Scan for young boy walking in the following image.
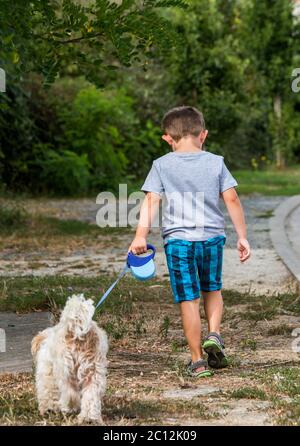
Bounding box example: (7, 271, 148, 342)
(129, 106, 251, 377)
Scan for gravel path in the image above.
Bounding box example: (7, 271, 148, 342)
(0, 196, 295, 294)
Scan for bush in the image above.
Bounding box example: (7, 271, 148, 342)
(0, 203, 28, 233)
(60, 86, 136, 191)
(37, 148, 91, 196)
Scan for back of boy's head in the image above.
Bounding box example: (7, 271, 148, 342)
(162, 106, 205, 142)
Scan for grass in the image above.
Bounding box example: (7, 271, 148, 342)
(240, 339, 257, 351)
(240, 309, 277, 322)
(0, 204, 28, 233)
(0, 204, 133, 237)
(104, 398, 212, 423)
(1, 190, 300, 426)
(233, 166, 300, 195)
(0, 275, 171, 313)
(1, 276, 299, 317)
(229, 387, 267, 400)
(223, 290, 300, 315)
(246, 366, 300, 426)
(0, 373, 213, 425)
(262, 367, 300, 398)
(267, 324, 292, 336)
(159, 316, 171, 339)
(1, 276, 300, 425)
(171, 339, 188, 353)
(256, 210, 274, 219)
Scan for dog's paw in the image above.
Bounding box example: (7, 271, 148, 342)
(77, 414, 104, 425)
(61, 408, 74, 415)
(39, 404, 60, 416)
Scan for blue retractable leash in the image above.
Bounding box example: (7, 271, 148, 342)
(95, 244, 156, 310)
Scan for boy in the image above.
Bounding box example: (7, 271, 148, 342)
(129, 106, 250, 378)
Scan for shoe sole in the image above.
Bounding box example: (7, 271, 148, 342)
(203, 340, 229, 369)
(187, 369, 214, 378)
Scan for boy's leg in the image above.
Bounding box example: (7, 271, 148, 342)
(202, 290, 223, 334)
(198, 236, 228, 368)
(202, 290, 228, 369)
(180, 299, 204, 369)
(164, 240, 212, 375)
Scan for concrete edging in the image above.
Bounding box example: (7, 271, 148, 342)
(269, 195, 300, 282)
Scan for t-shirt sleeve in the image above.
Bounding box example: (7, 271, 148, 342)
(141, 162, 164, 196)
(219, 159, 238, 193)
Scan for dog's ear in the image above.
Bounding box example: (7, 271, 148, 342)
(31, 331, 47, 358)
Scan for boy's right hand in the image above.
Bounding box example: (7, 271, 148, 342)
(128, 236, 147, 255)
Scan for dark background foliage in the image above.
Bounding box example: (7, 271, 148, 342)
(0, 0, 299, 196)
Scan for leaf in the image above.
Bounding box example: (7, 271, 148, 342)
(12, 51, 20, 64)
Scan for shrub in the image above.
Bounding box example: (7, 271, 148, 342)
(0, 203, 28, 233)
(37, 148, 91, 196)
(60, 86, 137, 191)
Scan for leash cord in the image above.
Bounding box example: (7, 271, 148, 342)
(95, 264, 130, 310)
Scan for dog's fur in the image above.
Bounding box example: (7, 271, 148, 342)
(31, 294, 108, 423)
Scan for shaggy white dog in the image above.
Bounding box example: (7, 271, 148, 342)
(31, 294, 108, 423)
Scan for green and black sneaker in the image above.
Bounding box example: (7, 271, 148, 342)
(186, 359, 214, 378)
(202, 332, 229, 369)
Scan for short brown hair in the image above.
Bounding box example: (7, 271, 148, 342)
(162, 106, 205, 142)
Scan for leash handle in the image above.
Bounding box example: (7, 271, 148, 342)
(127, 244, 156, 267)
(95, 264, 129, 310)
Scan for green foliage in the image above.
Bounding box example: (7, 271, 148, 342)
(0, 75, 166, 195)
(169, 0, 250, 163)
(162, 0, 300, 166)
(0, 0, 186, 87)
(60, 86, 132, 190)
(0, 81, 38, 190)
(0, 0, 300, 195)
(233, 167, 300, 196)
(240, 0, 299, 166)
(37, 148, 91, 195)
(230, 387, 267, 400)
(0, 204, 28, 233)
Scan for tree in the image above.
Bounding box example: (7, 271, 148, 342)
(169, 0, 252, 165)
(0, 0, 186, 87)
(242, 0, 300, 167)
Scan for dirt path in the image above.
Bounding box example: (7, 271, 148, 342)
(0, 196, 299, 426)
(1, 279, 300, 426)
(0, 196, 296, 294)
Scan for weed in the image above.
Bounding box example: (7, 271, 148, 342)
(159, 316, 171, 339)
(267, 324, 292, 336)
(171, 339, 187, 353)
(229, 387, 267, 400)
(240, 339, 257, 351)
(0, 204, 28, 233)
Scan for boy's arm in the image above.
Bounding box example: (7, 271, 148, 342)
(221, 188, 251, 262)
(128, 192, 161, 255)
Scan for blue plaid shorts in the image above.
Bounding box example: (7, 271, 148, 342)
(164, 236, 226, 303)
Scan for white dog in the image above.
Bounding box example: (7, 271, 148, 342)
(31, 294, 108, 423)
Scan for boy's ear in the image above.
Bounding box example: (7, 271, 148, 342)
(162, 134, 174, 146)
(200, 130, 208, 145)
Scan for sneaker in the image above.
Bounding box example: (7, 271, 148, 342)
(202, 332, 229, 369)
(186, 359, 214, 378)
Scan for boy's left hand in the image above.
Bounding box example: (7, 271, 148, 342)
(237, 238, 251, 262)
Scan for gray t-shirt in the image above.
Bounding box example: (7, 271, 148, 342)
(141, 150, 238, 242)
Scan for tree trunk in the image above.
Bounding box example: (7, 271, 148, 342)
(273, 94, 285, 168)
